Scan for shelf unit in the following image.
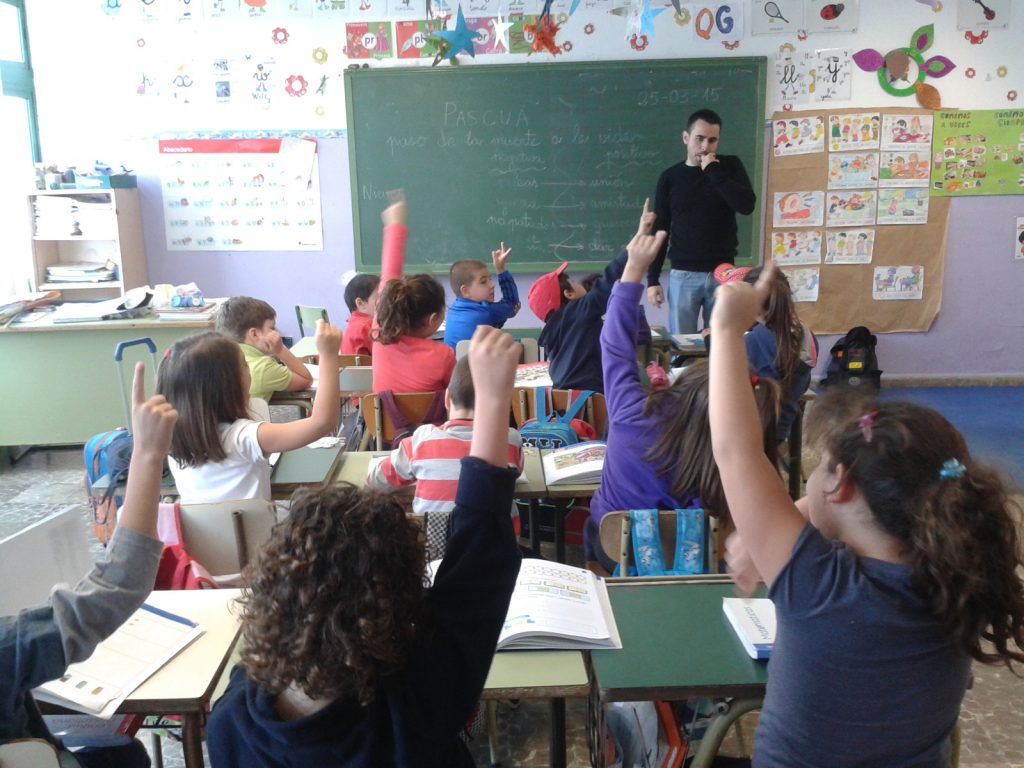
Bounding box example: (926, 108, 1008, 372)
(28, 188, 147, 302)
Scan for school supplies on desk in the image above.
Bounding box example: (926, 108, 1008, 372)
(671, 333, 707, 350)
(722, 597, 776, 660)
(541, 441, 606, 485)
(270, 440, 346, 489)
(34, 603, 204, 718)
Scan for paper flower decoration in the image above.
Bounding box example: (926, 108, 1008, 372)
(853, 24, 955, 108)
(432, 7, 476, 59)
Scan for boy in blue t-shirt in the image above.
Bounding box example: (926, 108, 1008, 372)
(443, 243, 520, 349)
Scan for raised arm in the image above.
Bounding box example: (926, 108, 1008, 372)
(257, 320, 342, 454)
(380, 197, 408, 284)
(709, 262, 804, 587)
(490, 242, 520, 322)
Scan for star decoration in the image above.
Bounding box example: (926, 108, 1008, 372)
(433, 6, 476, 59)
(491, 12, 513, 53)
(525, 14, 561, 55)
(638, 0, 664, 39)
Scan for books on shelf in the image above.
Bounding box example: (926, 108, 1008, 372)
(498, 559, 621, 650)
(46, 260, 117, 284)
(514, 362, 552, 388)
(541, 440, 606, 485)
(34, 603, 204, 718)
(722, 597, 776, 660)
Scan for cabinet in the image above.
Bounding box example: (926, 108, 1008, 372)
(28, 188, 147, 301)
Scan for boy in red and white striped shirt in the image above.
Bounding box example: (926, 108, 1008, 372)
(367, 355, 523, 535)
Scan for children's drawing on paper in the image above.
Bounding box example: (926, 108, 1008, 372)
(873, 266, 924, 300)
(877, 188, 929, 225)
(878, 151, 930, 187)
(781, 267, 820, 302)
(826, 189, 877, 227)
(389, 0, 422, 17)
(825, 228, 874, 264)
(772, 116, 825, 156)
(1016, 217, 1024, 260)
(880, 114, 933, 151)
(771, 230, 822, 265)
(772, 191, 824, 228)
(314, 0, 352, 15)
(827, 152, 879, 189)
(828, 112, 880, 152)
(248, 57, 275, 107)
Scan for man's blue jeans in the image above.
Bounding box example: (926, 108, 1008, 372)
(668, 269, 718, 334)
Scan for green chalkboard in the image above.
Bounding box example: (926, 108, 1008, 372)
(345, 58, 766, 273)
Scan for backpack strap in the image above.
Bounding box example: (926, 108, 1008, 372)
(629, 509, 668, 576)
(423, 390, 447, 425)
(559, 389, 594, 424)
(670, 508, 706, 575)
(533, 387, 551, 422)
(378, 390, 413, 433)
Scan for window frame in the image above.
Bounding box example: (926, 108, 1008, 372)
(0, 0, 41, 162)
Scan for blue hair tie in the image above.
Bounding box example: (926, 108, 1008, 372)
(939, 458, 966, 480)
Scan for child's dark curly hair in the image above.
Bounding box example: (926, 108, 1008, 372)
(237, 483, 428, 704)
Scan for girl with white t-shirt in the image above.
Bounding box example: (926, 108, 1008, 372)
(158, 321, 341, 503)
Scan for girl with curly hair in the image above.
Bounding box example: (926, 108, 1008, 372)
(710, 263, 1024, 767)
(207, 326, 524, 767)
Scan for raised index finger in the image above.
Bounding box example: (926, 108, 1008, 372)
(753, 261, 779, 299)
(132, 361, 146, 407)
(642, 197, 650, 217)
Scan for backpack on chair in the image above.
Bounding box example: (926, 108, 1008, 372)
(821, 325, 882, 391)
(519, 388, 596, 449)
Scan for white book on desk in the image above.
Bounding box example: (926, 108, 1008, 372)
(542, 441, 605, 485)
(723, 597, 776, 660)
(34, 603, 204, 719)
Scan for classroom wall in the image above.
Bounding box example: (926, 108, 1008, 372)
(21, 0, 1024, 378)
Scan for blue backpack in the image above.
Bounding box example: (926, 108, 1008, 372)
(518, 388, 594, 449)
(624, 507, 707, 577)
(84, 429, 134, 544)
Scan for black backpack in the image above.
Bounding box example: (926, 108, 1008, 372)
(821, 326, 882, 390)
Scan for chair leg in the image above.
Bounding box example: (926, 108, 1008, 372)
(150, 729, 164, 768)
(486, 700, 501, 766)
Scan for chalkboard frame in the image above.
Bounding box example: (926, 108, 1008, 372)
(346, 58, 766, 275)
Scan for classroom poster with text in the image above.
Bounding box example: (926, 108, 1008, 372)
(930, 110, 1024, 196)
(158, 139, 324, 251)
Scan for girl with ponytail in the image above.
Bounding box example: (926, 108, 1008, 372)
(709, 262, 1024, 768)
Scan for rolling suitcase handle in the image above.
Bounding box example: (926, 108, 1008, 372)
(113, 337, 160, 433)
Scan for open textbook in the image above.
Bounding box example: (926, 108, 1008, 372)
(34, 604, 204, 718)
(722, 597, 776, 660)
(542, 441, 606, 485)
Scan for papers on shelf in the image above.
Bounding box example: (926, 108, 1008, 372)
(46, 260, 117, 283)
(722, 597, 776, 660)
(34, 603, 204, 718)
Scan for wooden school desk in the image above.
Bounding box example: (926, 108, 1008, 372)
(589, 576, 768, 768)
(0, 316, 211, 447)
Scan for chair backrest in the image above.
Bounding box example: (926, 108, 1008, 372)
(0, 507, 94, 615)
(0, 739, 61, 768)
(456, 334, 537, 363)
(598, 510, 719, 575)
(176, 498, 278, 579)
(339, 365, 374, 395)
(295, 305, 329, 337)
(360, 392, 448, 450)
(339, 353, 370, 367)
(454, 339, 471, 360)
(511, 388, 608, 436)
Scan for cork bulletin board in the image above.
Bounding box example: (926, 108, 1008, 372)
(766, 107, 951, 335)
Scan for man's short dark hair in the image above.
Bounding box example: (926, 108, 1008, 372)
(216, 296, 276, 342)
(447, 355, 474, 411)
(686, 109, 723, 133)
(344, 274, 381, 312)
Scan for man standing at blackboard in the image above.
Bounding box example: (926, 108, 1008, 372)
(647, 109, 756, 333)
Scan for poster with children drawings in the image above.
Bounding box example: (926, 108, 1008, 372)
(158, 138, 324, 251)
(878, 151, 930, 187)
(773, 191, 824, 228)
(880, 114, 933, 152)
(781, 267, 820, 302)
(873, 266, 924, 300)
(828, 112, 880, 152)
(827, 152, 879, 189)
(770, 230, 822, 265)
(877, 188, 929, 225)
(771, 116, 825, 157)
(825, 228, 874, 264)
(826, 189, 876, 227)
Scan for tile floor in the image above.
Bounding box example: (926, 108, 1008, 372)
(2, 444, 1023, 768)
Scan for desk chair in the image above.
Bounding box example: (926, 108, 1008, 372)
(175, 499, 278, 585)
(339, 353, 370, 367)
(785, 390, 817, 500)
(295, 305, 329, 337)
(359, 392, 447, 451)
(455, 334, 539, 364)
(0, 739, 60, 767)
(598, 510, 719, 576)
(511, 388, 608, 437)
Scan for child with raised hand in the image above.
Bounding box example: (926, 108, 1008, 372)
(207, 326, 523, 767)
(372, 195, 457, 394)
(584, 208, 778, 574)
(1, 364, 177, 768)
(159, 319, 341, 504)
(709, 263, 1024, 767)
(443, 241, 520, 350)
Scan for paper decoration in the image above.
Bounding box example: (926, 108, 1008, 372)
(782, 267, 820, 302)
(433, 6, 477, 57)
(637, 0, 664, 39)
(686, 2, 744, 42)
(957, 0, 1010, 30)
(873, 266, 924, 300)
(880, 114, 933, 151)
(826, 189, 877, 226)
(396, 19, 448, 57)
(313, 0, 352, 17)
(805, 0, 858, 34)
(827, 152, 879, 189)
(825, 228, 875, 264)
(1016, 217, 1024, 260)
(877, 188, 929, 225)
(390, 0, 426, 17)
(772, 51, 852, 108)
(828, 112, 880, 152)
(878, 151, 930, 187)
(813, 49, 853, 102)
(751, 0, 802, 35)
(770, 229, 822, 265)
(772, 191, 825, 228)
(158, 138, 323, 251)
(346, 22, 395, 58)
(853, 24, 955, 109)
(490, 12, 513, 51)
(772, 116, 825, 156)
(931, 110, 1024, 196)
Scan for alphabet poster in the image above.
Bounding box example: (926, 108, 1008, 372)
(686, 3, 744, 42)
(158, 139, 324, 251)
